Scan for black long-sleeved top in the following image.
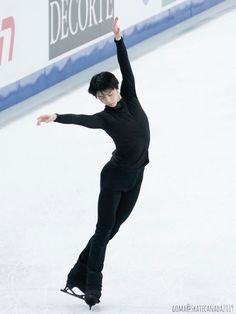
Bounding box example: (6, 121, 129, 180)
(55, 38, 150, 170)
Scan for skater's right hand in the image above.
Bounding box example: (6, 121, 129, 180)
(36, 113, 57, 126)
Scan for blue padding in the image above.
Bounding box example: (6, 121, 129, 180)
(192, 0, 225, 15)
(0, 0, 225, 112)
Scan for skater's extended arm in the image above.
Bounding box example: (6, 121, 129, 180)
(112, 17, 137, 100)
(37, 113, 104, 129)
(54, 113, 104, 129)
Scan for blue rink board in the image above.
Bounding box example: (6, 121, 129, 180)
(0, 0, 224, 112)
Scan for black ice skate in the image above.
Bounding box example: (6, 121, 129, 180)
(61, 287, 101, 310)
(84, 290, 101, 310)
(66, 264, 86, 293)
(66, 275, 86, 293)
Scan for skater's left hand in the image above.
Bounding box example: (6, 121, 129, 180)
(36, 113, 57, 125)
(112, 17, 121, 41)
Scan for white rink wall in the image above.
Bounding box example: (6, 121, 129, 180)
(0, 0, 226, 111)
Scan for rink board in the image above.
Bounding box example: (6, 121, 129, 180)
(0, 0, 226, 111)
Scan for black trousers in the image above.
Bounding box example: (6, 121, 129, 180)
(70, 161, 145, 292)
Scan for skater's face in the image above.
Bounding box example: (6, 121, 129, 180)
(96, 89, 121, 107)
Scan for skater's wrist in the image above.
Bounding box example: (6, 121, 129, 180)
(52, 113, 58, 122)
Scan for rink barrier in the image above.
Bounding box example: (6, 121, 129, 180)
(0, 0, 225, 112)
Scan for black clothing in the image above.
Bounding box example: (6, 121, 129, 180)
(55, 38, 150, 297)
(55, 38, 150, 170)
(68, 161, 145, 292)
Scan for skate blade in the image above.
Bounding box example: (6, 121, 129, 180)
(60, 287, 85, 300)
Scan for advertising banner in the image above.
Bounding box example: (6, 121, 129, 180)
(49, 0, 114, 59)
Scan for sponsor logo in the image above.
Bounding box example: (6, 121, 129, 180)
(49, 0, 114, 60)
(0, 16, 15, 65)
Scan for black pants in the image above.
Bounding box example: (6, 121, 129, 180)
(70, 161, 145, 292)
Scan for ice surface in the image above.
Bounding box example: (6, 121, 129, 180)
(1, 5, 236, 314)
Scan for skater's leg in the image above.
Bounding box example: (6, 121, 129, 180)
(67, 166, 144, 293)
(66, 162, 121, 292)
(68, 172, 138, 277)
(77, 236, 94, 265)
(110, 167, 144, 239)
(86, 188, 122, 292)
(66, 236, 94, 292)
(85, 168, 144, 306)
(67, 188, 124, 292)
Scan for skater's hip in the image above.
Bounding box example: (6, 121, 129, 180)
(100, 161, 145, 192)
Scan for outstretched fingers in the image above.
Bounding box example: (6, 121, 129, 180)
(112, 17, 121, 40)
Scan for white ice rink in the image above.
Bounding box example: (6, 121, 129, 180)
(1, 4, 236, 314)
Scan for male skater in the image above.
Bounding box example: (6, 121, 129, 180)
(37, 17, 150, 309)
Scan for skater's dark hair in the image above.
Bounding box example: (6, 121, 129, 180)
(88, 72, 119, 97)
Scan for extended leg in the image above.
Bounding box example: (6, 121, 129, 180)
(84, 188, 122, 307)
(66, 236, 94, 292)
(86, 189, 122, 290)
(66, 188, 121, 292)
(110, 168, 144, 239)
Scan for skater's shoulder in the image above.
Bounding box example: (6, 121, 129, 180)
(94, 110, 107, 118)
(94, 109, 112, 119)
(92, 110, 110, 127)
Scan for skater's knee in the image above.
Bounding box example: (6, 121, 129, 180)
(94, 225, 113, 242)
(109, 225, 120, 240)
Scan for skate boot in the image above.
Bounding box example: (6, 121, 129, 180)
(85, 271, 102, 309)
(85, 289, 101, 310)
(66, 263, 87, 293)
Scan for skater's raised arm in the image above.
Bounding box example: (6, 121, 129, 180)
(112, 17, 137, 100)
(37, 113, 104, 129)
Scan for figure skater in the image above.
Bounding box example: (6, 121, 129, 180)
(37, 17, 150, 309)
